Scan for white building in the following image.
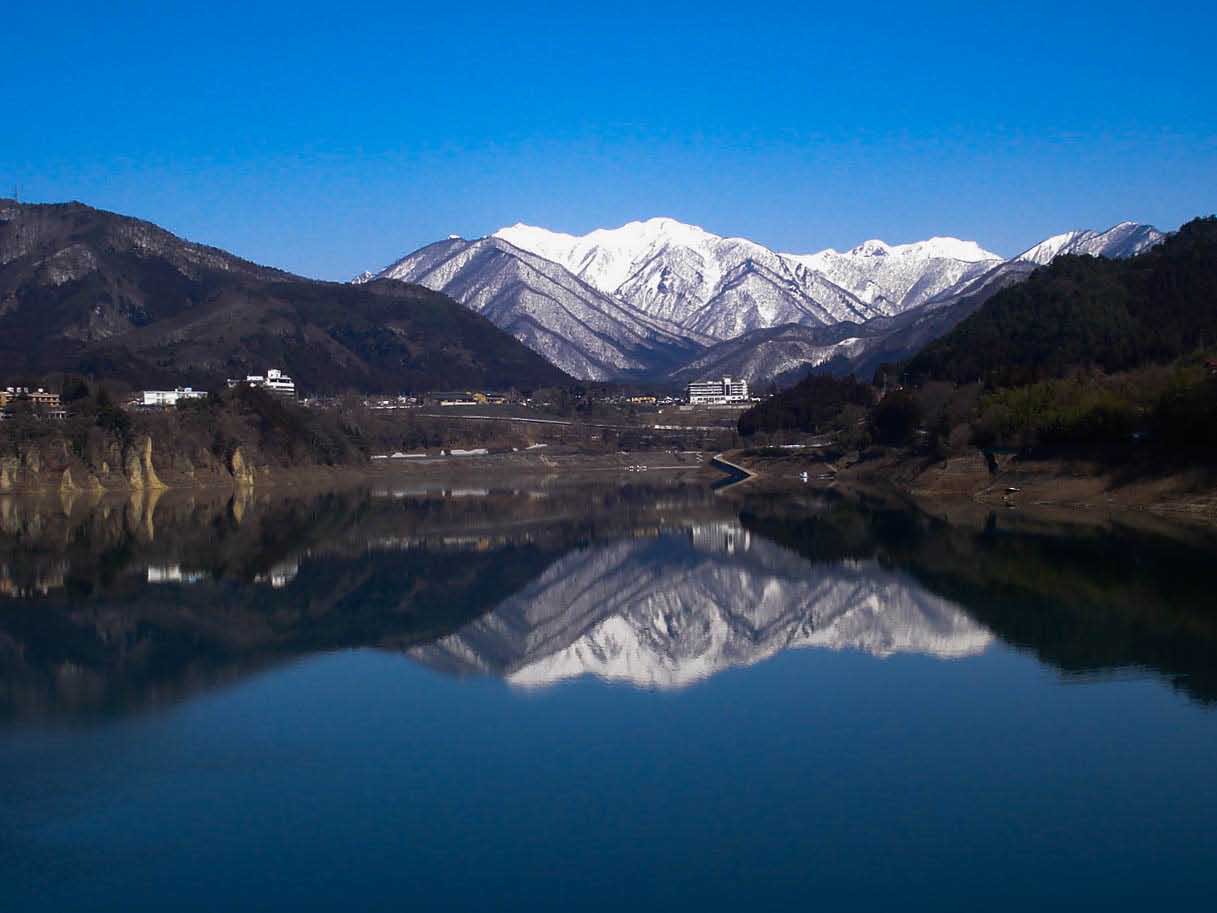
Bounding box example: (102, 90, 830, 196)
(687, 376, 750, 405)
(228, 368, 297, 398)
(142, 387, 207, 407)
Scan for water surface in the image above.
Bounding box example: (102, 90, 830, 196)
(2, 482, 1215, 910)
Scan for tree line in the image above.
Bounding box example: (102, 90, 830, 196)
(738, 216, 1217, 455)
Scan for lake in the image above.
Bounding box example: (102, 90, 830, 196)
(2, 481, 1216, 911)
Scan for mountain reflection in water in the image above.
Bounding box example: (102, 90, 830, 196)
(412, 527, 990, 689)
(2, 481, 1217, 720)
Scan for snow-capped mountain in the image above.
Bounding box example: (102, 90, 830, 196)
(783, 236, 1002, 314)
(361, 217, 1163, 382)
(1015, 221, 1165, 265)
(367, 235, 706, 379)
(660, 219, 1163, 385)
(495, 218, 999, 336)
(408, 523, 992, 689)
(667, 323, 870, 387)
(496, 218, 881, 339)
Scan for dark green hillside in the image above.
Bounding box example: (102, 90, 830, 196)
(0, 199, 569, 392)
(738, 216, 1217, 454)
(737, 373, 874, 438)
(905, 216, 1217, 386)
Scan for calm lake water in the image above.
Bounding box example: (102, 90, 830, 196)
(2, 481, 1216, 911)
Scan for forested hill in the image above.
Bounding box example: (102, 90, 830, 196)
(0, 199, 570, 393)
(904, 216, 1217, 386)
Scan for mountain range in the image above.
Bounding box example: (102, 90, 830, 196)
(362, 217, 1165, 382)
(0, 196, 1167, 392)
(366, 234, 706, 380)
(0, 200, 569, 392)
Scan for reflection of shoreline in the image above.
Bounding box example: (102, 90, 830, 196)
(3, 484, 1217, 721)
(0, 483, 732, 721)
(0, 560, 69, 598)
(0, 482, 728, 595)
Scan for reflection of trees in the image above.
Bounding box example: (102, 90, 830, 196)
(740, 492, 1217, 704)
(6, 481, 1216, 720)
(0, 484, 724, 720)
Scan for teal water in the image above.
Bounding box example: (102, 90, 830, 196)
(1, 483, 1215, 910)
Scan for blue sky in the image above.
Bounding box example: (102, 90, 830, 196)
(5, 0, 1214, 279)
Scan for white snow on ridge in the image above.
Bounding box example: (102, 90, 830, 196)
(1016, 221, 1165, 265)
(496, 218, 1006, 331)
(360, 216, 1163, 381)
(785, 235, 1003, 314)
(368, 235, 702, 379)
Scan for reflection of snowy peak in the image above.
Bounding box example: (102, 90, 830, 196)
(409, 524, 992, 689)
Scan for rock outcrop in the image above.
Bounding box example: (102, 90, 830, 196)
(0, 457, 19, 492)
(124, 436, 167, 491)
(230, 447, 256, 487)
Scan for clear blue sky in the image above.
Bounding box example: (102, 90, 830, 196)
(5, 0, 1215, 279)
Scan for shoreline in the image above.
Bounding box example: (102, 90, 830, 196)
(722, 446, 1217, 526)
(708, 453, 757, 490)
(0, 448, 722, 497)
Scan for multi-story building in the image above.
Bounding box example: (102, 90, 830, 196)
(686, 376, 750, 405)
(141, 387, 208, 407)
(0, 386, 61, 410)
(227, 368, 297, 398)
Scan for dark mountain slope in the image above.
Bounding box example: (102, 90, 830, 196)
(905, 216, 1217, 386)
(0, 200, 569, 392)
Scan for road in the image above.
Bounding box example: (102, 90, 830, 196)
(414, 413, 727, 433)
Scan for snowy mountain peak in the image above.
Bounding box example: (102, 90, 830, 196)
(1015, 221, 1163, 265)
(849, 239, 892, 257)
(892, 236, 1002, 262)
(360, 215, 1164, 381)
(820, 236, 999, 263)
(496, 216, 721, 252)
(493, 217, 796, 329)
(364, 233, 703, 379)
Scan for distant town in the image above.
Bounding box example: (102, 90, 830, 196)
(1, 370, 757, 420)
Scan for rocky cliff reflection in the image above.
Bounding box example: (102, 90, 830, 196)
(2, 482, 1217, 720)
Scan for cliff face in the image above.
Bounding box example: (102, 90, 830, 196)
(0, 430, 257, 493)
